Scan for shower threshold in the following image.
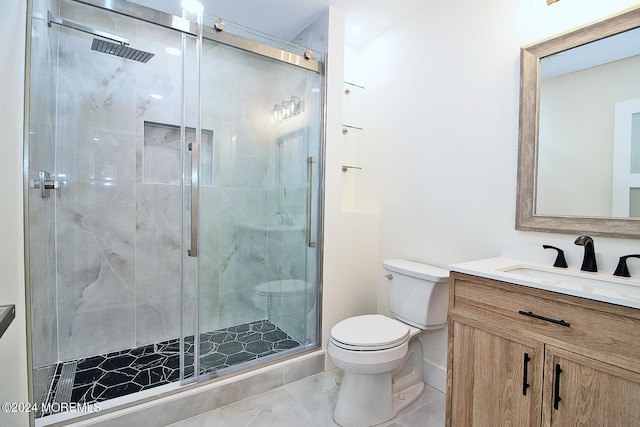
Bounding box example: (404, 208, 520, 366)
(34, 319, 300, 418)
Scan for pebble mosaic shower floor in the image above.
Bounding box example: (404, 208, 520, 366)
(34, 319, 300, 418)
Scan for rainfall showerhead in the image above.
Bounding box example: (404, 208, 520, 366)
(91, 39, 155, 63)
(47, 12, 154, 63)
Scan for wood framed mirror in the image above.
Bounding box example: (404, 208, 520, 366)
(516, 6, 640, 238)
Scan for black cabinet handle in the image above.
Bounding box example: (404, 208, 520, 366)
(553, 363, 563, 410)
(518, 310, 570, 327)
(522, 353, 531, 396)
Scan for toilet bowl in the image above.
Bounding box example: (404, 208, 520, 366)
(327, 315, 424, 427)
(252, 279, 315, 314)
(327, 260, 449, 427)
(251, 279, 316, 344)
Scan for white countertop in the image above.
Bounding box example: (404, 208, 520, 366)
(449, 257, 640, 310)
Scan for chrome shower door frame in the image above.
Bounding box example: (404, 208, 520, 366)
(23, 0, 325, 423)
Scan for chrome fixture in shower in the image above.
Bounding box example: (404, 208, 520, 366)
(47, 11, 154, 63)
(90, 38, 154, 63)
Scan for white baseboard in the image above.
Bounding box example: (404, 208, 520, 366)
(423, 359, 446, 393)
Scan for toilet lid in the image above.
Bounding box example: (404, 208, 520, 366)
(330, 314, 410, 351)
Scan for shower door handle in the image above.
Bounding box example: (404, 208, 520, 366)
(307, 156, 317, 248)
(188, 142, 199, 257)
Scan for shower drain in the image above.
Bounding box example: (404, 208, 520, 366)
(33, 361, 77, 417)
(53, 361, 77, 405)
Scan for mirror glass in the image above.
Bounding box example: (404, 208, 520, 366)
(516, 7, 640, 238)
(536, 27, 640, 218)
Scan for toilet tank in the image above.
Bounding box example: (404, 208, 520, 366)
(383, 259, 450, 330)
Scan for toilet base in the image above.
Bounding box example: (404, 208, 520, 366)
(332, 337, 425, 427)
(333, 371, 392, 427)
(393, 381, 424, 415)
(333, 372, 424, 427)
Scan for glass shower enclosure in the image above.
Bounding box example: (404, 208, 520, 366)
(25, 0, 323, 421)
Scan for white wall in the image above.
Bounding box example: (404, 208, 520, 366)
(320, 7, 381, 353)
(348, 0, 640, 386)
(0, 1, 30, 426)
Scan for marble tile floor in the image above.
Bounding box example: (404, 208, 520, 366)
(169, 369, 446, 427)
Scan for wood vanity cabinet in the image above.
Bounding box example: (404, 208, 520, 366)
(445, 272, 640, 427)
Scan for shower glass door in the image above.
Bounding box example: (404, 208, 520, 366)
(27, 0, 199, 415)
(183, 31, 323, 381)
(26, 0, 323, 416)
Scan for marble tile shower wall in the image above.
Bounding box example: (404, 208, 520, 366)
(51, 1, 188, 362)
(29, 0, 313, 364)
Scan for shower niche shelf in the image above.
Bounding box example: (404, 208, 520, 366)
(342, 124, 363, 134)
(342, 82, 365, 174)
(341, 81, 377, 212)
(342, 81, 365, 142)
(341, 125, 364, 174)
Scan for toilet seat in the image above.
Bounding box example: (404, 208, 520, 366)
(254, 279, 312, 297)
(330, 314, 410, 351)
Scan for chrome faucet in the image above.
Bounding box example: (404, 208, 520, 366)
(574, 235, 597, 272)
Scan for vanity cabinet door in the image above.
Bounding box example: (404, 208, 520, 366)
(448, 318, 544, 427)
(543, 346, 640, 427)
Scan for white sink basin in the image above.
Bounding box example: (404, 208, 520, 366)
(449, 257, 640, 309)
(500, 264, 640, 299)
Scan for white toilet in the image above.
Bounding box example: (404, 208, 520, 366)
(327, 259, 449, 427)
